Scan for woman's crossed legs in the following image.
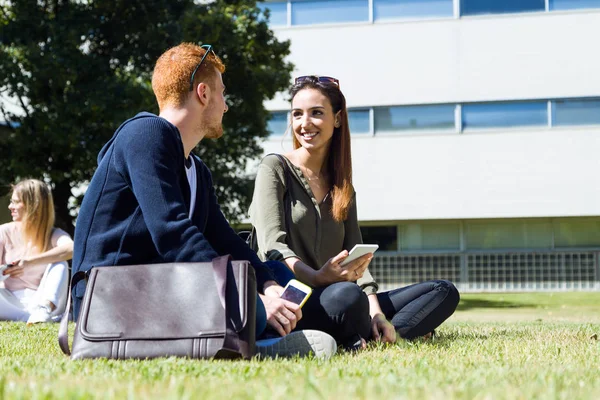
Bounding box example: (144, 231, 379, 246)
(264, 261, 460, 347)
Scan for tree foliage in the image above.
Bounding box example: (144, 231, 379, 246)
(0, 0, 292, 233)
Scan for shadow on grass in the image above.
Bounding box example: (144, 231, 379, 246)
(457, 298, 533, 311)
(410, 326, 538, 347)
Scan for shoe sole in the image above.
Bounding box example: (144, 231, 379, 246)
(26, 316, 50, 326)
(256, 330, 337, 360)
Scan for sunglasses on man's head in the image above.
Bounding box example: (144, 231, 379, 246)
(189, 44, 216, 92)
(294, 75, 340, 88)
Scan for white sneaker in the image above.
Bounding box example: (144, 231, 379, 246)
(26, 301, 54, 325)
(256, 330, 337, 360)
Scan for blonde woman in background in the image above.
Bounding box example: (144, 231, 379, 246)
(0, 179, 73, 324)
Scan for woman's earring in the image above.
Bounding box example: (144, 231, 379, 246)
(335, 120, 340, 128)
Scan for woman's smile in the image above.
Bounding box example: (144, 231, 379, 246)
(301, 131, 319, 140)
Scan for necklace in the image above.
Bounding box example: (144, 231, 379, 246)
(301, 165, 321, 181)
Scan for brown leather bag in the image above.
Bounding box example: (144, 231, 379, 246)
(58, 255, 256, 360)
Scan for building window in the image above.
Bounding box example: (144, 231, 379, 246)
(348, 109, 371, 135)
(399, 222, 460, 251)
(552, 99, 600, 126)
(360, 226, 398, 251)
(553, 219, 600, 248)
(374, 104, 455, 134)
(465, 220, 553, 250)
(462, 101, 547, 130)
(373, 0, 453, 20)
(460, 0, 545, 16)
(291, 0, 369, 25)
(259, 2, 288, 26)
(549, 0, 600, 10)
(267, 111, 289, 136)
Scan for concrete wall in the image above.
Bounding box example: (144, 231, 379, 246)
(260, 125, 600, 221)
(266, 11, 600, 109)
(259, 10, 600, 222)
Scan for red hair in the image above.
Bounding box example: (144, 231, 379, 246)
(152, 43, 225, 110)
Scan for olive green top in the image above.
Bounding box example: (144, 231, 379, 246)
(249, 154, 378, 295)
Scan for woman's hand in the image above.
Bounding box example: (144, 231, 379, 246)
(315, 251, 373, 286)
(371, 313, 396, 344)
(3, 260, 25, 278)
(260, 283, 302, 337)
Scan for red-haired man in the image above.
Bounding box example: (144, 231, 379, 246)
(72, 43, 336, 359)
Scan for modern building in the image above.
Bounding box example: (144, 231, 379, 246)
(257, 0, 600, 291)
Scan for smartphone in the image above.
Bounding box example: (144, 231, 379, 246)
(280, 279, 312, 308)
(339, 244, 379, 267)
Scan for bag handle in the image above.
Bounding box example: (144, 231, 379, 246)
(212, 255, 248, 357)
(58, 270, 88, 356)
(271, 153, 292, 190)
(247, 153, 292, 250)
(58, 256, 245, 357)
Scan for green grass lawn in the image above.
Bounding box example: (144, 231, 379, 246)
(1, 292, 599, 399)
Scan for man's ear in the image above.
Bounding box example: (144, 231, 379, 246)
(195, 82, 210, 106)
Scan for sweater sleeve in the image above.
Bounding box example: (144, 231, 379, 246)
(200, 162, 276, 292)
(343, 194, 379, 295)
(250, 155, 300, 262)
(112, 118, 220, 262)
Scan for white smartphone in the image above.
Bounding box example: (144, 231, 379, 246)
(280, 279, 313, 308)
(339, 244, 379, 267)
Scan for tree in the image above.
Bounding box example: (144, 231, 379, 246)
(0, 0, 292, 234)
(181, 0, 293, 223)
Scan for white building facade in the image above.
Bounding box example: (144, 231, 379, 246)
(258, 0, 600, 291)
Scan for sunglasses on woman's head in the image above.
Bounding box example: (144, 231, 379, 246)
(294, 75, 340, 88)
(189, 44, 216, 92)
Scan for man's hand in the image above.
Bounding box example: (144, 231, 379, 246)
(260, 283, 302, 336)
(371, 313, 396, 344)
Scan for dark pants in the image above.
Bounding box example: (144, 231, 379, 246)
(264, 261, 460, 348)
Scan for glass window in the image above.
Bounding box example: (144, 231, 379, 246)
(360, 226, 398, 251)
(259, 2, 288, 26)
(374, 104, 455, 133)
(374, 0, 453, 20)
(348, 109, 371, 135)
(399, 222, 460, 251)
(291, 0, 369, 25)
(462, 101, 547, 130)
(553, 219, 600, 248)
(461, 0, 545, 15)
(552, 99, 600, 126)
(267, 111, 289, 136)
(550, 0, 600, 10)
(465, 220, 553, 249)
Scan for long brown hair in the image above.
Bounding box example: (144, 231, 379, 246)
(290, 77, 353, 222)
(12, 179, 55, 255)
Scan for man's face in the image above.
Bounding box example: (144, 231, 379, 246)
(202, 70, 228, 139)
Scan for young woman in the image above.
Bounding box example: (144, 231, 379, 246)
(0, 179, 73, 324)
(250, 76, 460, 349)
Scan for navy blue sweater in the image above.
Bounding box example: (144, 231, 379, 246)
(72, 112, 274, 317)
